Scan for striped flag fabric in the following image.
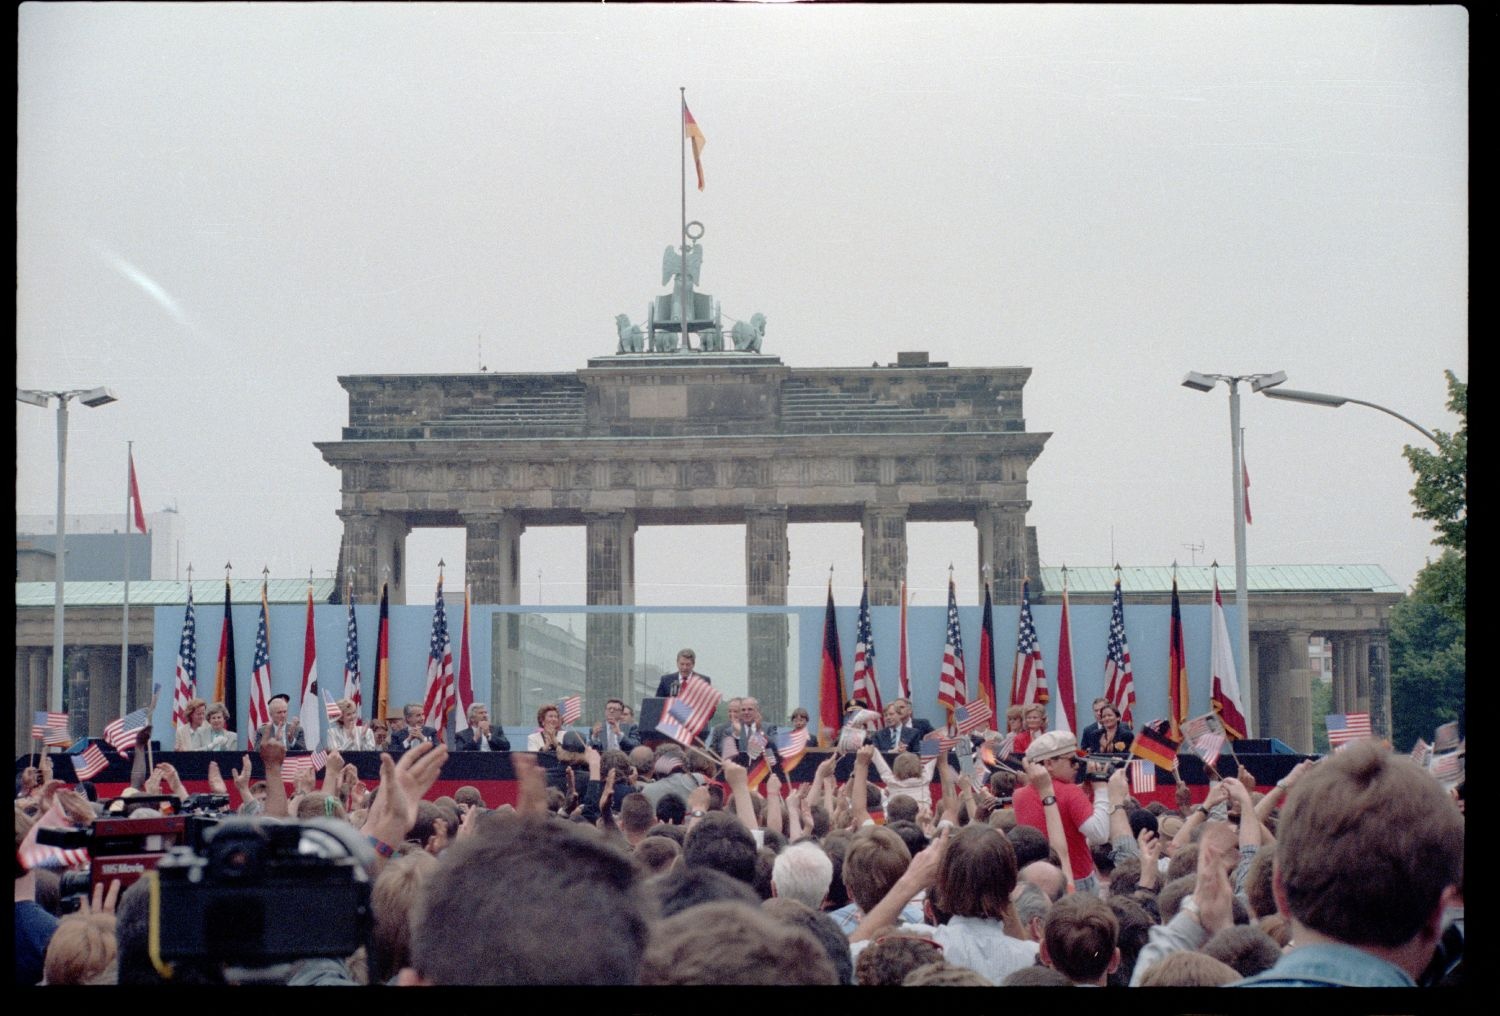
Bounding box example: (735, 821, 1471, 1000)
(172, 588, 197, 728)
(1193, 732, 1226, 768)
(73, 743, 110, 781)
(850, 582, 883, 713)
(977, 582, 998, 719)
(420, 574, 456, 733)
(1167, 577, 1189, 740)
(342, 586, 362, 718)
(455, 585, 475, 736)
(19, 842, 90, 872)
(298, 586, 322, 750)
(1054, 583, 1077, 736)
(1129, 759, 1157, 795)
(918, 730, 943, 761)
(1433, 721, 1460, 752)
(937, 575, 967, 717)
(559, 695, 583, 725)
(1103, 578, 1136, 726)
(837, 726, 866, 754)
(746, 730, 769, 761)
(818, 578, 846, 746)
(215, 577, 238, 731)
(1325, 713, 1372, 748)
(248, 584, 274, 733)
(898, 579, 911, 700)
(1430, 750, 1463, 784)
(33, 711, 71, 747)
(1009, 578, 1047, 707)
(683, 101, 707, 191)
(324, 691, 342, 722)
(656, 699, 700, 749)
(1209, 578, 1247, 739)
(954, 700, 993, 737)
(104, 706, 151, 756)
(1410, 738, 1433, 768)
(673, 675, 722, 741)
(279, 750, 330, 784)
(770, 727, 809, 770)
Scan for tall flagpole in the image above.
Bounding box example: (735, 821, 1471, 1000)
(120, 441, 132, 716)
(679, 87, 688, 354)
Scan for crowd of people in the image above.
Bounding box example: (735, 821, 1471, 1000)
(14, 653, 1465, 988)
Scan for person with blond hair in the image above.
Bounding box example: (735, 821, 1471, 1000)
(326, 697, 376, 751)
(42, 911, 118, 985)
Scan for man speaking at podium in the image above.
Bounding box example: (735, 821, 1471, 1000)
(654, 648, 711, 698)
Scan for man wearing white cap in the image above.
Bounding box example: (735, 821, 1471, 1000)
(1012, 730, 1113, 893)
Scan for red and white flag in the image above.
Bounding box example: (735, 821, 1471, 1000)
(559, 695, 582, 725)
(1054, 584, 1077, 736)
(898, 579, 912, 700)
(298, 587, 323, 748)
(1128, 759, 1157, 795)
(1209, 578, 1247, 739)
(128, 448, 148, 534)
(455, 585, 475, 735)
(683, 101, 707, 191)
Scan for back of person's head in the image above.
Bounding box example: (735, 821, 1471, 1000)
(752, 845, 776, 900)
(855, 931, 946, 985)
(682, 811, 758, 884)
(989, 808, 1017, 833)
(115, 878, 222, 985)
(1006, 824, 1052, 869)
(1041, 893, 1119, 984)
(1136, 950, 1240, 987)
(620, 792, 655, 836)
(886, 793, 920, 824)
(641, 901, 837, 985)
(646, 821, 686, 845)
(1106, 895, 1155, 987)
(989, 768, 1019, 798)
(892, 752, 923, 780)
(1202, 924, 1282, 978)
(655, 794, 687, 826)
(1255, 912, 1293, 948)
(370, 850, 438, 984)
(1277, 744, 1463, 950)
(885, 819, 929, 859)
(760, 897, 853, 985)
(1020, 859, 1067, 902)
(1012, 882, 1050, 938)
(1245, 844, 1276, 921)
(902, 960, 994, 986)
(770, 840, 833, 910)
(1001, 964, 1075, 987)
(842, 826, 912, 915)
(634, 836, 682, 876)
(1128, 806, 1159, 839)
(648, 864, 759, 919)
(294, 792, 347, 822)
(1109, 856, 1143, 897)
(453, 786, 485, 809)
(1158, 875, 1196, 923)
(1165, 844, 1199, 883)
(808, 803, 831, 839)
(934, 824, 1017, 921)
(820, 832, 851, 909)
(408, 814, 648, 984)
(43, 912, 117, 985)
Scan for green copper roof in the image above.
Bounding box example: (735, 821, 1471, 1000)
(14, 578, 338, 608)
(1038, 564, 1402, 595)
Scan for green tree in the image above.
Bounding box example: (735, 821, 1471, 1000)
(1389, 371, 1465, 749)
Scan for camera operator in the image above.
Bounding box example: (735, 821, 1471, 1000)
(1012, 731, 1125, 894)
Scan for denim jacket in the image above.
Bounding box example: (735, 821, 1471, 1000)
(1236, 942, 1416, 988)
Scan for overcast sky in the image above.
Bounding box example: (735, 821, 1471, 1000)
(17, 4, 1467, 608)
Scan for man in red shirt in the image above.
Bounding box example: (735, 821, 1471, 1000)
(1011, 730, 1111, 893)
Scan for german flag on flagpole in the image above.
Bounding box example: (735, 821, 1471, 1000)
(374, 582, 391, 724)
(977, 581, 997, 721)
(818, 576, 846, 747)
(1168, 575, 1189, 741)
(214, 572, 238, 731)
(683, 102, 706, 191)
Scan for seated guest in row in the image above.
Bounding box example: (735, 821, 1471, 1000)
(1081, 703, 1133, 755)
(253, 693, 305, 750)
(174, 700, 238, 751)
(327, 698, 377, 751)
(590, 698, 639, 753)
(456, 703, 510, 752)
(391, 703, 439, 751)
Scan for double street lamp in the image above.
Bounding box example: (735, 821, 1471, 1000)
(1257, 386, 1441, 447)
(1180, 370, 1286, 739)
(17, 386, 120, 713)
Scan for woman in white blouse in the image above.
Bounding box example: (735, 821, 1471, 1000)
(526, 704, 564, 753)
(326, 697, 376, 751)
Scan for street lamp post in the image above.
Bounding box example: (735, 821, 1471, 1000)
(1257, 387, 1441, 446)
(1181, 370, 1285, 739)
(17, 386, 120, 714)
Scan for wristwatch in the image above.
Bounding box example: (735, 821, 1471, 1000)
(1105, 803, 1120, 815)
(689, 809, 706, 819)
(1041, 795, 1057, 807)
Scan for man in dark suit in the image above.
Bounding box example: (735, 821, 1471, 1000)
(454, 703, 510, 752)
(707, 696, 745, 760)
(711, 697, 771, 766)
(654, 648, 712, 698)
(880, 697, 933, 753)
(1078, 698, 1110, 752)
(873, 701, 922, 753)
(253, 693, 306, 750)
(391, 702, 442, 751)
(589, 698, 640, 753)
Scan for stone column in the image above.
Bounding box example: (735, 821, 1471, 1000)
(464, 510, 525, 605)
(1328, 637, 1345, 713)
(375, 514, 414, 605)
(15, 650, 30, 761)
(1354, 633, 1372, 717)
(337, 510, 382, 603)
(1282, 630, 1313, 754)
(585, 512, 636, 712)
(976, 502, 1029, 604)
(29, 650, 52, 737)
(861, 505, 908, 607)
(67, 650, 92, 739)
(90, 649, 122, 738)
(1367, 634, 1391, 740)
(746, 507, 790, 720)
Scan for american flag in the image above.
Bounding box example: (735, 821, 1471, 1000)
(990, 732, 1017, 761)
(657, 699, 699, 748)
(343, 590, 362, 717)
(1182, 713, 1220, 744)
(1430, 750, 1463, 783)
(850, 582, 883, 713)
(73, 743, 110, 781)
(19, 842, 90, 872)
(1129, 759, 1157, 795)
(104, 706, 151, 756)
(671, 675, 722, 742)
(837, 726, 867, 753)
(1103, 579, 1135, 726)
(937, 575, 967, 714)
(955, 700, 993, 737)
(279, 750, 329, 783)
(420, 577, 456, 732)
(919, 730, 943, 761)
(747, 730, 769, 761)
(1193, 732, 1225, 768)
(172, 588, 197, 728)
(559, 695, 582, 725)
(248, 589, 274, 732)
(1433, 721, 1460, 752)
(32, 711, 71, 747)
(1410, 738, 1433, 768)
(324, 690, 342, 721)
(1325, 713, 1372, 748)
(1010, 578, 1048, 707)
(770, 727, 809, 770)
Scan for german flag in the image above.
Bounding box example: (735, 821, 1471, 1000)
(214, 577, 238, 731)
(374, 582, 391, 724)
(1168, 577, 1189, 741)
(818, 579, 846, 748)
(1131, 718, 1181, 771)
